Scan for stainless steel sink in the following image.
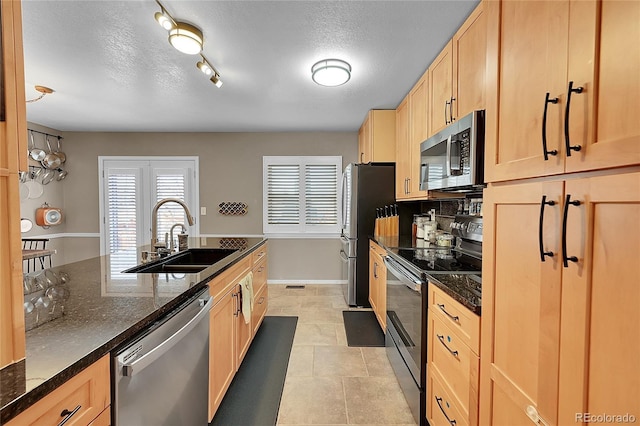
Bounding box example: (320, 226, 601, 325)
(122, 248, 237, 274)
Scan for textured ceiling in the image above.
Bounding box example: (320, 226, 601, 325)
(21, 0, 479, 132)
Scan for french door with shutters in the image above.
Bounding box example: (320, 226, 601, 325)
(98, 157, 199, 273)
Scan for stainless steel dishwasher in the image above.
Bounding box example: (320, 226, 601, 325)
(113, 287, 212, 425)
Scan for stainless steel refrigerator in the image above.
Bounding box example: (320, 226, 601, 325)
(340, 162, 395, 306)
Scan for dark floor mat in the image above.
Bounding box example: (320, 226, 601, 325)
(342, 310, 385, 347)
(209, 316, 298, 426)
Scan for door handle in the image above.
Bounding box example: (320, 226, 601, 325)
(449, 97, 456, 122)
(340, 250, 349, 263)
(561, 194, 580, 267)
(564, 81, 584, 156)
(437, 334, 459, 358)
(538, 195, 556, 262)
(373, 262, 378, 279)
(542, 93, 559, 160)
(58, 405, 81, 426)
(435, 396, 457, 426)
(444, 100, 450, 125)
(437, 303, 460, 323)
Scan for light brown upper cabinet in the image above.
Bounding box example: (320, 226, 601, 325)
(484, 0, 640, 183)
(1, 0, 27, 369)
(357, 110, 396, 164)
(428, 41, 454, 135)
(396, 72, 430, 200)
(395, 95, 411, 199)
(429, 3, 486, 136)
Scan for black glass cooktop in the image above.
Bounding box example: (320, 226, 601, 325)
(390, 247, 482, 274)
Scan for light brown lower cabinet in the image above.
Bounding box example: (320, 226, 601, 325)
(479, 171, 640, 425)
(427, 284, 480, 426)
(368, 241, 387, 331)
(6, 355, 111, 426)
(208, 243, 269, 422)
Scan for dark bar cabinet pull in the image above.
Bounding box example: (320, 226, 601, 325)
(435, 396, 457, 425)
(58, 405, 81, 426)
(564, 81, 584, 156)
(437, 303, 460, 323)
(542, 93, 559, 160)
(437, 334, 459, 358)
(562, 194, 581, 267)
(538, 195, 556, 262)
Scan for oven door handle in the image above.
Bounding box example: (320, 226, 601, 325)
(383, 256, 422, 293)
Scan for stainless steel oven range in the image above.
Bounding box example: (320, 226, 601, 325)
(384, 215, 483, 426)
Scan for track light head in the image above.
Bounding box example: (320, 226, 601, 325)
(210, 74, 223, 88)
(197, 60, 213, 76)
(154, 11, 174, 30)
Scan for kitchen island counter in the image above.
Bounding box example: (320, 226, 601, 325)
(0, 237, 266, 424)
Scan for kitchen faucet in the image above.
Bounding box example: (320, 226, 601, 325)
(151, 198, 195, 256)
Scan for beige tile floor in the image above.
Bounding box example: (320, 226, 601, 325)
(266, 284, 417, 426)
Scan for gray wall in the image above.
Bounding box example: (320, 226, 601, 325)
(22, 129, 357, 281)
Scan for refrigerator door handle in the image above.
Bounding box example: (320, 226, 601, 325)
(339, 250, 350, 263)
(340, 173, 347, 228)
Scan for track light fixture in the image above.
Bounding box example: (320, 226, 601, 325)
(154, 0, 222, 87)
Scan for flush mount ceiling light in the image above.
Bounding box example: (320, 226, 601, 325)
(154, 0, 223, 88)
(169, 22, 203, 55)
(311, 59, 352, 87)
(26, 85, 55, 103)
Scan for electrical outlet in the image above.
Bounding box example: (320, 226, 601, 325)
(200, 207, 206, 215)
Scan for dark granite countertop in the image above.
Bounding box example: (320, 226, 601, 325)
(371, 234, 482, 315)
(1, 237, 266, 424)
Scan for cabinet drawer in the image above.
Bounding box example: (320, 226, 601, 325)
(252, 284, 268, 335)
(252, 256, 267, 295)
(427, 367, 469, 426)
(209, 257, 251, 301)
(87, 406, 111, 426)
(369, 240, 387, 257)
(429, 314, 479, 417)
(7, 356, 110, 426)
(429, 284, 480, 354)
(251, 243, 268, 265)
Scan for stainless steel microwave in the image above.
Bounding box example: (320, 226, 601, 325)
(419, 110, 485, 192)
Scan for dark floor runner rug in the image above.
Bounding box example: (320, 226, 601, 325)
(209, 316, 298, 426)
(342, 310, 385, 347)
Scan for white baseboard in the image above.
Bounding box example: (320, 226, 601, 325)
(267, 279, 346, 285)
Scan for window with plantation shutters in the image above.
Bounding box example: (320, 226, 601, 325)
(99, 158, 199, 279)
(263, 156, 341, 236)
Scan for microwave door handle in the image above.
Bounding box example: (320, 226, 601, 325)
(445, 135, 452, 176)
